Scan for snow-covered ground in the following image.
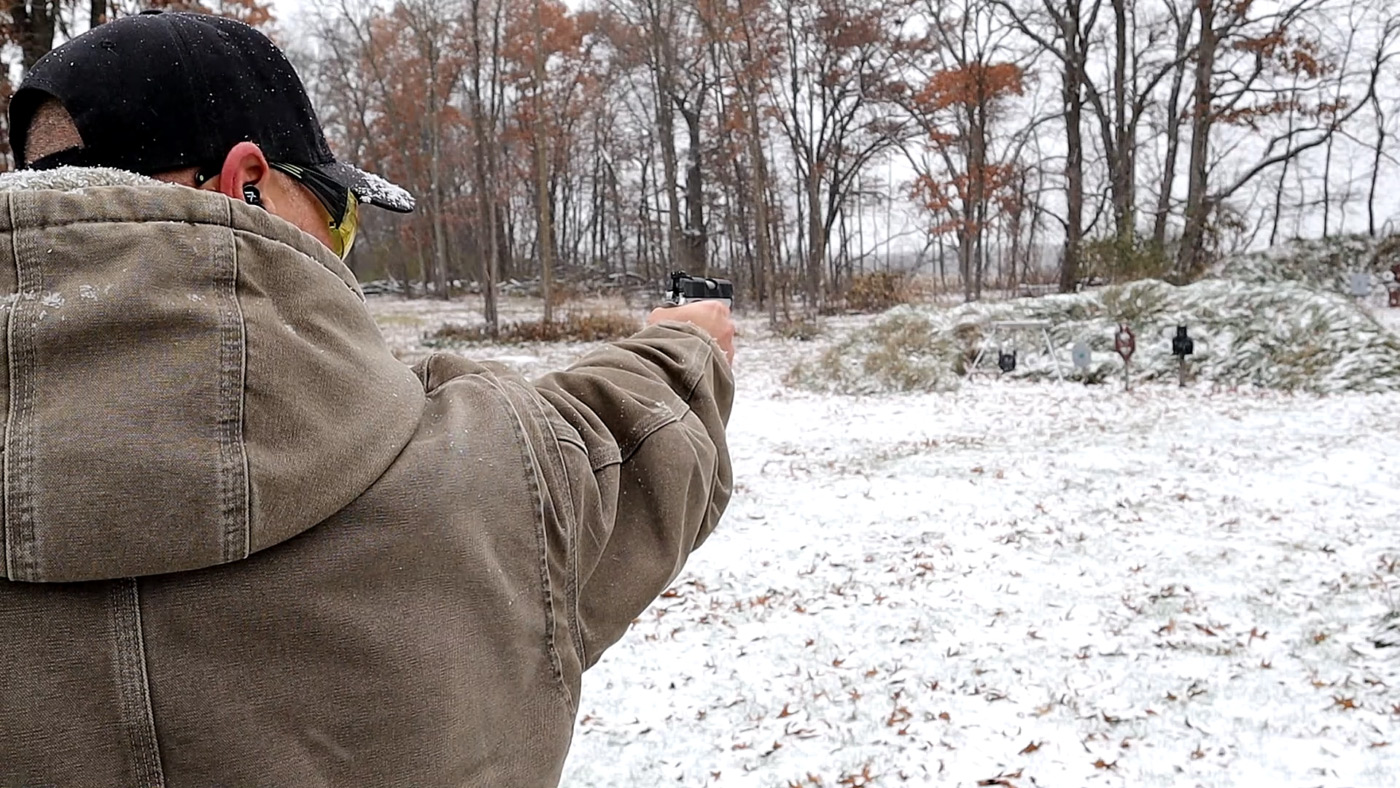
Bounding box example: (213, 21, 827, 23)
(370, 296, 1400, 788)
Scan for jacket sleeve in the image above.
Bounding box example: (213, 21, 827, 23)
(531, 321, 733, 670)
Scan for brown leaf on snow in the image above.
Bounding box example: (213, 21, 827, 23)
(1092, 759, 1118, 770)
(1333, 696, 1358, 710)
(977, 768, 1023, 786)
(837, 764, 876, 786)
(778, 703, 796, 718)
(886, 706, 912, 727)
(1018, 741, 1042, 755)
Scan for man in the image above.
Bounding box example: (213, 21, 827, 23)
(0, 10, 733, 788)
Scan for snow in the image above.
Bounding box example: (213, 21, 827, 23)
(0, 166, 172, 193)
(339, 165, 416, 212)
(366, 296, 1400, 788)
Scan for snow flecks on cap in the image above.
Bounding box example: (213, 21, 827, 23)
(352, 169, 416, 211)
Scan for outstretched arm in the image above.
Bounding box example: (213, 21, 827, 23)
(532, 304, 735, 669)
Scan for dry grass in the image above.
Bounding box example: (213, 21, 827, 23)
(772, 315, 825, 341)
(838, 271, 916, 314)
(428, 310, 642, 345)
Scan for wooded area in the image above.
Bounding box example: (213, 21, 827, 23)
(2, 0, 1398, 327)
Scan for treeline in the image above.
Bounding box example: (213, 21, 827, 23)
(1, 0, 1397, 327)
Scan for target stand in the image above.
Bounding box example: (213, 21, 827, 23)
(968, 320, 1065, 381)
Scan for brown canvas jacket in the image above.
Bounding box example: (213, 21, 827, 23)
(0, 168, 733, 787)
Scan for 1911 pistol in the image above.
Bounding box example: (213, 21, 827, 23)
(665, 272, 733, 307)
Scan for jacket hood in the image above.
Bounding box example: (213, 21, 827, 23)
(0, 168, 425, 582)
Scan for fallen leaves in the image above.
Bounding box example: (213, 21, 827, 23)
(977, 769, 1022, 787)
(885, 706, 912, 727)
(1092, 758, 1118, 770)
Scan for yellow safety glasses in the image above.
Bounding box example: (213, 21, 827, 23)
(268, 162, 360, 260)
(324, 190, 359, 259)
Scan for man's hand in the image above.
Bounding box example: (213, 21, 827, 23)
(647, 301, 736, 365)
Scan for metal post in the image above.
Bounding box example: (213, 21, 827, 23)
(1042, 325, 1064, 381)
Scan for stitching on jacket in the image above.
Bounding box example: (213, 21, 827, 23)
(215, 202, 252, 562)
(4, 194, 41, 581)
(0, 192, 14, 578)
(111, 579, 167, 788)
(520, 387, 587, 675)
(476, 373, 574, 709)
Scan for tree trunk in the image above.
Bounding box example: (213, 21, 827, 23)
(677, 99, 708, 275)
(805, 157, 823, 312)
(531, 0, 555, 321)
(1110, 0, 1134, 253)
(735, 78, 776, 323)
(12, 0, 58, 73)
(1368, 92, 1386, 237)
(1060, 0, 1085, 294)
(1176, 0, 1216, 279)
(966, 100, 987, 302)
(1269, 81, 1299, 247)
(650, 5, 683, 275)
(1152, 10, 1194, 251)
(468, 0, 498, 334)
(90, 0, 105, 28)
(428, 63, 449, 301)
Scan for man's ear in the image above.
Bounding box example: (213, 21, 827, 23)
(217, 141, 271, 204)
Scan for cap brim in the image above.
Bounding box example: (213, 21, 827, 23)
(319, 161, 415, 213)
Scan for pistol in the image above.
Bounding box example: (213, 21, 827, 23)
(665, 271, 733, 307)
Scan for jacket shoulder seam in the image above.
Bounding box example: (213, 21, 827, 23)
(474, 373, 575, 710)
(517, 385, 588, 674)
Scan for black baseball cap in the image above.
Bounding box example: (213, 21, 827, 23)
(8, 10, 414, 214)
